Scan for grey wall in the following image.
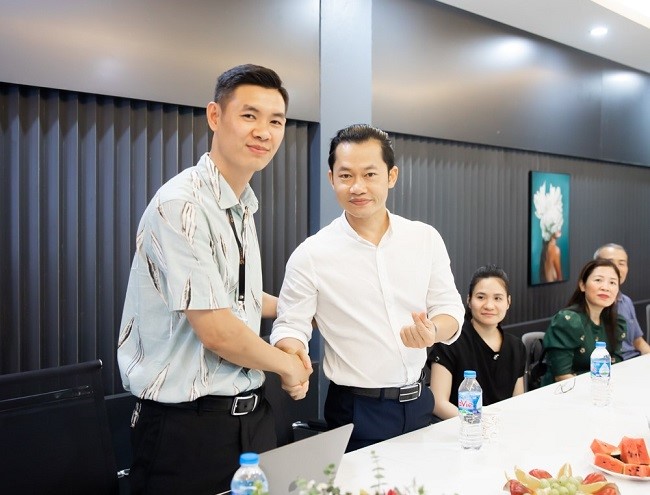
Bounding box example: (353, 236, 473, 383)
(373, 0, 650, 167)
(0, 0, 320, 123)
(2, 0, 648, 167)
(316, 0, 374, 229)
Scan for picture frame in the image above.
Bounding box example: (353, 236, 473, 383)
(529, 171, 570, 285)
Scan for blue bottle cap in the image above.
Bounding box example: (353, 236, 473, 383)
(463, 370, 476, 378)
(239, 452, 259, 465)
(595, 341, 606, 348)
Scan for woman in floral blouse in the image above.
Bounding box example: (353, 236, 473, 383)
(541, 259, 626, 386)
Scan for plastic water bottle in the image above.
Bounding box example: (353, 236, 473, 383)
(590, 341, 611, 406)
(458, 370, 482, 450)
(230, 452, 269, 495)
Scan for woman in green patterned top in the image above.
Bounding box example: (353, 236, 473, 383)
(541, 259, 626, 386)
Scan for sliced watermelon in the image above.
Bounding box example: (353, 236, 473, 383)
(594, 453, 625, 474)
(634, 438, 650, 465)
(622, 463, 649, 477)
(590, 439, 618, 455)
(619, 436, 650, 464)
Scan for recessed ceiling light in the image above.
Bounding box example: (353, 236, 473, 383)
(590, 26, 609, 36)
(590, 0, 650, 29)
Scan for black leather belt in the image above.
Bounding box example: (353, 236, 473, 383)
(348, 375, 424, 403)
(145, 387, 263, 416)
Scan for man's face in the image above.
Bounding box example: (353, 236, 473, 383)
(208, 84, 286, 176)
(328, 139, 398, 226)
(597, 246, 628, 285)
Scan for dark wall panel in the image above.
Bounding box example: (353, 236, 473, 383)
(0, 0, 320, 122)
(388, 133, 650, 326)
(373, 0, 650, 167)
(0, 83, 310, 394)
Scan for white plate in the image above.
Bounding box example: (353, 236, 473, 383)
(589, 462, 650, 482)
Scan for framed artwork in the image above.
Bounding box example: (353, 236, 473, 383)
(529, 171, 570, 285)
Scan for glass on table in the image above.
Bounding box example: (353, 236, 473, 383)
(481, 406, 501, 442)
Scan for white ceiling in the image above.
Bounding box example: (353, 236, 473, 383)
(436, 0, 650, 74)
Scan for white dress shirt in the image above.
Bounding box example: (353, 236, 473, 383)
(271, 211, 464, 388)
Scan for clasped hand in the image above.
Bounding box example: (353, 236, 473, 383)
(281, 347, 312, 400)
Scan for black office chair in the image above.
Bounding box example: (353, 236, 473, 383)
(264, 361, 322, 446)
(0, 360, 119, 494)
(521, 331, 546, 392)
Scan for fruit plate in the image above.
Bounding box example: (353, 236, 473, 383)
(589, 435, 650, 481)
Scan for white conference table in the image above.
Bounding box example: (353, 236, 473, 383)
(335, 354, 650, 494)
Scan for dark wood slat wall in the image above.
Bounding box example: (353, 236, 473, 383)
(388, 133, 650, 331)
(0, 83, 310, 394)
(2, 82, 649, 393)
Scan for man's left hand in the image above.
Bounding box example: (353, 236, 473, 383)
(400, 312, 436, 348)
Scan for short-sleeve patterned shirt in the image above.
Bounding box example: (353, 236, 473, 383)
(117, 153, 265, 403)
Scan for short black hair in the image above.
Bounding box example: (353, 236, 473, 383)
(213, 64, 289, 110)
(327, 124, 395, 172)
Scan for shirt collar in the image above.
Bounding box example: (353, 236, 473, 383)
(338, 209, 394, 245)
(198, 153, 259, 214)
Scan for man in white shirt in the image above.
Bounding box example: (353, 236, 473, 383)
(271, 124, 464, 450)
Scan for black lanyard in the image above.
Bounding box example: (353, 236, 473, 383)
(226, 208, 246, 307)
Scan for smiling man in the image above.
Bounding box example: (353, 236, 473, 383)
(117, 64, 311, 495)
(271, 124, 464, 451)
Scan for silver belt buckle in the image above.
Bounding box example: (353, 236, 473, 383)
(231, 393, 258, 416)
(398, 382, 421, 402)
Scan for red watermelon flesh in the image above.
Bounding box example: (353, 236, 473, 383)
(594, 453, 625, 474)
(590, 439, 619, 455)
(634, 438, 650, 464)
(619, 436, 650, 464)
(622, 463, 649, 477)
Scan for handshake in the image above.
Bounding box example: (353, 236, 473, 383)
(275, 337, 313, 401)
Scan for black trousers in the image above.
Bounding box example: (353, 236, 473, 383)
(324, 381, 435, 452)
(128, 397, 276, 495)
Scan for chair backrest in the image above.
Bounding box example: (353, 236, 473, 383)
(0, 360, 119, 494)
(264, 361, 320, 446)
(521, 331, 546, 392)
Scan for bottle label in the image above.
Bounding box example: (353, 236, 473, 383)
(458, 391, 482, 415)
(591, 359, 611, 378)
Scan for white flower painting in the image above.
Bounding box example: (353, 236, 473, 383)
(529, 172, 570, 285)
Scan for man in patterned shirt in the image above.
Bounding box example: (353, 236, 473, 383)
(117, 64, 311, 495)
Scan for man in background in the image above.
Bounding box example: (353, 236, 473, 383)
(594, 243, 650, 359)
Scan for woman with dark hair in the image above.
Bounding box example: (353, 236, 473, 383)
(428, 265, 526, 420)
(541, 259, 626, 386)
